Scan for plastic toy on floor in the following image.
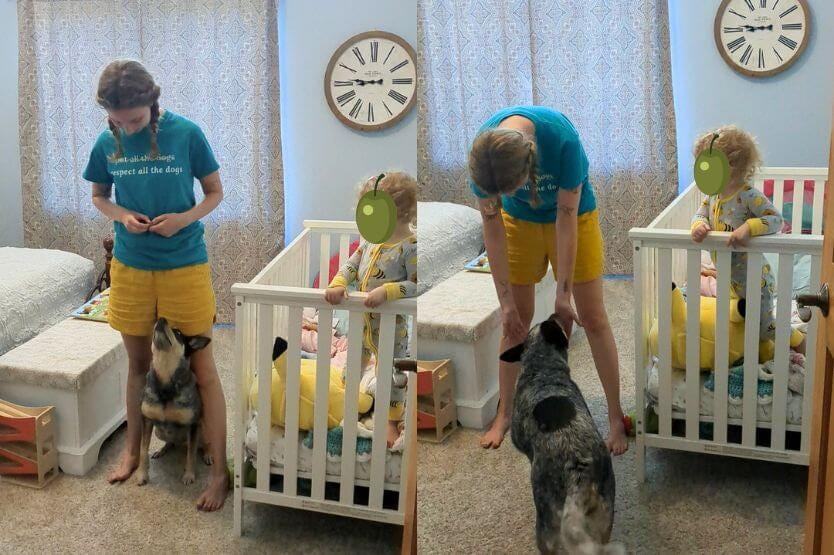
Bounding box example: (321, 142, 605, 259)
(249, 337, 374, 430)
(648, 283, 804, 371)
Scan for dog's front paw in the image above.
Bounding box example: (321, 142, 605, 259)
(181, 471, 196, 485)
(135, 470, 149, 486)
(202, 452, 213, 466)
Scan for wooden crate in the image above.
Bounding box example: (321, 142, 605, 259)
(0, 399, 59, 488)
(416, 360, 457, 443)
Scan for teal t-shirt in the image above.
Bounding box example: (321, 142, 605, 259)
(468, 106, 596, 223)
(83, 110, 220, 271)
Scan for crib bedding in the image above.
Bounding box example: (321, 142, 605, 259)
(0, 247, 97, 355)
(245, 412, 403, 484)
(646, 358, 805, 426)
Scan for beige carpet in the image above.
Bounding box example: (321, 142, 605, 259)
(0, 326, 402, 554)
(417, 279, 808, 554)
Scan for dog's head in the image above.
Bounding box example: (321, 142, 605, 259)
(499, 313, 570, 369)
(152, 318, 211, 370)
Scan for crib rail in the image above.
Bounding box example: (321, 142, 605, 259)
(631, 226, 823, 478)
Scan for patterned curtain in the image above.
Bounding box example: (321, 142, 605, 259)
(18, 0, 282, 321)
(417, 0, 677, 273)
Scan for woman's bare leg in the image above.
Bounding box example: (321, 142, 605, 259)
(108, 334, 152, 483)
(480, 284, 536, 449)
(190, 327, 229, 511)
(573, 278, 628, 455)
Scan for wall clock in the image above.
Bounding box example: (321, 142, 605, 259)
(324, 31, 417, 132)
(714, 0, 811, 78)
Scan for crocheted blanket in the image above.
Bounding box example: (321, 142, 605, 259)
(704, 365, 772, 402)
(302, 426, 373, 458)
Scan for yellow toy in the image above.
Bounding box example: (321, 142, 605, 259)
(249, 337, 374, 430)
(648, 284, 803, 371)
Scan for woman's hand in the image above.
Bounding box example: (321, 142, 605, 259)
(149, 212, 190, 238)
(502, 305, 528, 348)
(364, 286, 388, 308)
(691, 223, 710, 243)
(726, 223, 751, 248)
(325, 286, 347, 305)
(555, 295, 582, 339)
(120, 211, 151, 234)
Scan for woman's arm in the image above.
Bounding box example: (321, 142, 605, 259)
(554, 185, 582, 332)
(479, 197, 515, 313)
(149, 171, 224, 237)
(92, 182, 150, 233)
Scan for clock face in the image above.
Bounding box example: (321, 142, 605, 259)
(715, 0, 810, 77)
(324, 31, 418, 132)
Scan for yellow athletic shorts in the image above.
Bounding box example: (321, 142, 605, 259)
(108, 257, 216, 337)
(502, 209, 604, 286)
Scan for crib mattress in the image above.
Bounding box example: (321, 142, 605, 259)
(646, 362, 804, 426)
(244, 413, 402, 485)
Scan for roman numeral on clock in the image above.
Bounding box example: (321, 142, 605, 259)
(388, 90, 408, 104)
(390, 59, 409, 73)
(773, 46, 784, 62)
(782, 22, 802, 30)
(367, 102, 374, 123)
(392, 78, 414, 85)
(744, 0, 755, 11)
(370, 41, 379, 63)
(758, 48, 765, 69)
(772, 0, 781, 9)
(778, 34, 797, 49)
(779, 5, 798, 18)
(339, 63, 357, 73)
(334, 80, 354, 87)
(727, 36, 747, 53)
(337, 90, 356, 106)
(352, 47, 366, 65)
(729, 8, 747, 19)
(760, 0, 767, 8)
(383, 45, 395, 65)
(740, 44, 753, 65)
(382, 101, 393, 116)
(349, 98, 363, 119)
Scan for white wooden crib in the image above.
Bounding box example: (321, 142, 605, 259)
(630, 167, 828, 481)
(231, 220, 417, 533)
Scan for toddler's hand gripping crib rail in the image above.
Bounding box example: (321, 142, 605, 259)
(630, 168, 828, 481)
(232, 220, 417, 532)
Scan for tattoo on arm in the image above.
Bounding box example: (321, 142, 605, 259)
(498, 280, 512, 300)
(562, 280, 570, 293)
(483, 211, 499, 221)
(558, 205, 576, 217)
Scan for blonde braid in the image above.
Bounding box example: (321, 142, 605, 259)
(526, 140, 539, 208)
(148, 101, 160, 160)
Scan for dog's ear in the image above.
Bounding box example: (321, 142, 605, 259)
(185, 335, 211, 356)
(533, 396, 576, 433)
(272, 337, 288, 361)
(500, 342, 526, 363)
(540, 318, 568, 350)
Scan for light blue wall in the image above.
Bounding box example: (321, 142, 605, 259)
(279, 1, 417, 239)
(0, 0, 22, 246)
(669, 1, 833, 192)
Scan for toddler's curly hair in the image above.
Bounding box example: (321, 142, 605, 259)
(693, 125, 762, 185)
(358, 171, 417, 225)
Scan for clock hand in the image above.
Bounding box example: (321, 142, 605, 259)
(354, 79, 367, 86)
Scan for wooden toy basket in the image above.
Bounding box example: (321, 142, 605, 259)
(416, 360, 457, 443)
(0, 399, 59, 488)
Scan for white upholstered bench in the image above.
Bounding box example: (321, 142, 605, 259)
(417, 270, 557, 428)
(0, 318, 128, 475)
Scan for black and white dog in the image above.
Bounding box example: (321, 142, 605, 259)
(502, 314, 621, 554)
(136, 318, 211, 486)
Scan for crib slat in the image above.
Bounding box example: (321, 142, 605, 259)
(658, 249, 673, 438)
(339, 310, 365, 504)
(319, 233, 331, 289)
(753, 178, 764, 192)
(399, 371, 417, 512)
(256, 304, 274, 491)
(311, 308, 334, 500)
(791, 181, 803, 235)
(802, 254, 822, 454)
(742, 253, 763, 446)
(233, 298, 246, 533)
(685, 249, 701, 440)
(812, 180, 824, 235)
(339, 234, 351, 269)
(283, 307, 303, 496)
(714, 251, 732, 444)
(369, 313, 397, 510)
(771, 254, 793, 450)
(633, 242, 647, 482)
(774, 180, 785, 220)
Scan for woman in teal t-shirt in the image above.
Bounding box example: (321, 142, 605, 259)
(468, 106, 627, 455)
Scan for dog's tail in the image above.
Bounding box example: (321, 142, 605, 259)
(559, 488, 626, 555)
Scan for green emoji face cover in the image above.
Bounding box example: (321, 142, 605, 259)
(356, 173, 397, 244)
(694, 133, 731, 196)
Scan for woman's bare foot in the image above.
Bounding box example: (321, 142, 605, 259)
(107, 451, 139, 483)
(606, 416, 629, 456)
(386, 421, 401, 448)
(196, 472, 229, 512)
(480, 411, 511, 449)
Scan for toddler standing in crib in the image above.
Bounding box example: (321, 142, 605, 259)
(325, 172, 418, 447)
(690, 125, 782, 344)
